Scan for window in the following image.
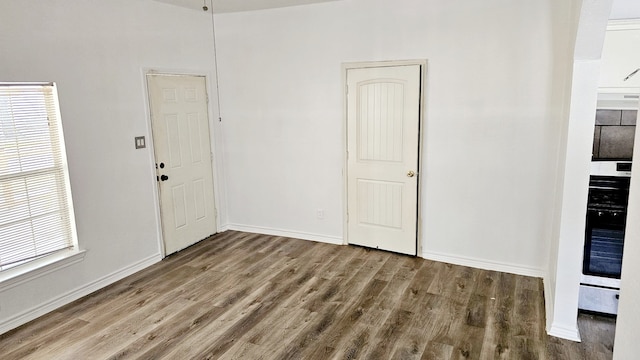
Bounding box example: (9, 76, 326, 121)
(0, 83, 76, 271)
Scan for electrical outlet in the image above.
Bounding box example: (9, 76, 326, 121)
(316, 209, 325, 220)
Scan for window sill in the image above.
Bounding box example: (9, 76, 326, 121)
(0, 249, 87, 292)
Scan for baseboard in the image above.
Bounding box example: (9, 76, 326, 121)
(543, 275, 555, 334)
(421, 250, 545, 278)
(0, 253, 162, 335)
(545, 271, 581, 342)
(227, 224, 344, 245)
(548, 322, 581, 342)
(218, 223, 230, 232)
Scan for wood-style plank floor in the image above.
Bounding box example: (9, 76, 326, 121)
(0, 231, 615, 359)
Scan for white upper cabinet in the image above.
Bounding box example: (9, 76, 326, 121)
(599, 20, 640, 94)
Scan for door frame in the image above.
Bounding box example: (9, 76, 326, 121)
(342, 59, 428, 255)
(142, 68, 223, 257)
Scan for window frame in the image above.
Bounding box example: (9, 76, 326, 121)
(0, 82, 80, 277)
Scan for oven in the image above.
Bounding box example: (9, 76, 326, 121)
(583, 176, 629, 278)
(579, 163, 631, 315)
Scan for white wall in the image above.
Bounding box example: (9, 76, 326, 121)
(545, 0, 640, 342)
(0, 0, 226, 332)
(215, 0, 566, 274)
(614, 102, 640, 359)
(1, 0, 627, 343)
(549, 59, 601, 341)
(609, 8, 640, 358)
(544, 0, 584, 338)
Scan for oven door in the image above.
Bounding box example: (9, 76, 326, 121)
(583, 209, 626, 279)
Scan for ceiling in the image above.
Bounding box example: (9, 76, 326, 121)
(153, 0, 340, 13)
(610, 0, 640, 19)
(155, 0, 640, 18)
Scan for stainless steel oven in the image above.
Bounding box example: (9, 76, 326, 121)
(579, 162, 631, 314)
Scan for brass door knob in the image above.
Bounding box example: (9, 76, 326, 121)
(407, 171, 415, 177)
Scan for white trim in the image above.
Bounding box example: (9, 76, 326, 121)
(218, 223, 230, 232)
(341, 63, 349, 246)
(421, 250, 545, 278)
(417, 61, 428, 257)
(227, 224, 343, 245)
(607, 19, 640, 31)
(141, 68, 168, 258)
(598, 87, 640, 95)
(0, 250, 86, 293)
(543, 274, 554, 333)
(342, 59, 430, 70)
(0, 253, 161, 335)
(548, 322, 581, 342)
(341, 59, 428, 254)
(52, 83, 81, 256)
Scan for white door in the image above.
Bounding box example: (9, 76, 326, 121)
(147, 74, 217, 255)
(346, 65, 421, 255)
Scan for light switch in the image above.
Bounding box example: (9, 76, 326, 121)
(135, 136, 146, 149)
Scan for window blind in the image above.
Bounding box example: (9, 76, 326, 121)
(0, 83, 75, 271)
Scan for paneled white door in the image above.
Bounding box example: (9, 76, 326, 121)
(346, 65, 421, 255)
(147, 74, 217, 255)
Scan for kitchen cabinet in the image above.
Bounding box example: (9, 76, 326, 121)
(599, 20, 640, 94)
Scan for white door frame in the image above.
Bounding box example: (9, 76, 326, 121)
(342, 59, 427, 255)
(142, 68, 223, 257)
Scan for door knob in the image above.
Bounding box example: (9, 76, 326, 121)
(407, 170, 416, 178)
(160, 175, 169, 181)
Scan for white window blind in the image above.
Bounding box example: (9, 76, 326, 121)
(0, 83, 75, 271)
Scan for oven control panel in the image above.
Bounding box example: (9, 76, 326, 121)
(591, 161, 632, 177)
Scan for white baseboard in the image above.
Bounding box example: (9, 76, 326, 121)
(421, 250, 545, 278)
(0, 253, 162, 335)
(543, 274, 555, 334)
(548, 322, 581, 342)
(544, 272, 581, 342)
(218, 223, 230, 232)
(227, 224, 344, 245)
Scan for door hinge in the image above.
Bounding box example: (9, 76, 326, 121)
(214, 208, 218, 218)
(346, 212, 349, 223)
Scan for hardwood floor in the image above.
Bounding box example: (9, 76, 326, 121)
(0, 231, 616, 359)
